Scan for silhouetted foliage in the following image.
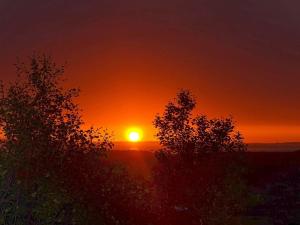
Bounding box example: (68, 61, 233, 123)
(153, 90, 249, 225)
(1, 56, 287, 225)
(154, 90, 245, 158)
(0, 55, 151, 225)
(0, 54, 111, 173)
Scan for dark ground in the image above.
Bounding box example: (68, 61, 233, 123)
(109, 150, 300, 225)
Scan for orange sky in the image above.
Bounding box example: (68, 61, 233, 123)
(0, 0, 300, 142)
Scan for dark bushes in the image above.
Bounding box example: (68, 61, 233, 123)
(0, 55, 151, 225)
(0, 55, 256, 225)
(153, 90, 250, 225)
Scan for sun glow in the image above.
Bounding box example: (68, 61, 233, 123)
(126, 128, 143, 142)
(129, 131, 140, 142)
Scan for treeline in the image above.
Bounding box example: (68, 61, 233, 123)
(0, 55, 255, 225)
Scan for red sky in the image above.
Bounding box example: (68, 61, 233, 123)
(0, 0, 300, 142)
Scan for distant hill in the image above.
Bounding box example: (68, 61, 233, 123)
(109, 150, 300, 185)
(248, 142, 300, 152)
(113, 141, 160, 151)
(113, 141, 300, 152)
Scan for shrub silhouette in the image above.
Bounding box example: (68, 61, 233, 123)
(154, 90, 245, 158)
(153, 90, 249, 225)
(0, 56, 258, 225)
(0, 55, 150, 225)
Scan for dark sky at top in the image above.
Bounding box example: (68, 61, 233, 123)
(0, 0, 300, 141)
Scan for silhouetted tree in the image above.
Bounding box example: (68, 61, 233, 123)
(0, 55, 113, 224)
(0, 55, 151, 225)
(154, 90, 245, 159)
(153, 90, 249, 225)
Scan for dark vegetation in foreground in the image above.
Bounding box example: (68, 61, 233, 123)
(0, 55, 299, 225)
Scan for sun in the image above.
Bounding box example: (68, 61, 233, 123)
(126, 128, 143, 142)
(128, 131, 140, 142)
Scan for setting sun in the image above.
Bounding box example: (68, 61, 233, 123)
(129, 131, 140, 142)
(126, 128, 143, 142)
